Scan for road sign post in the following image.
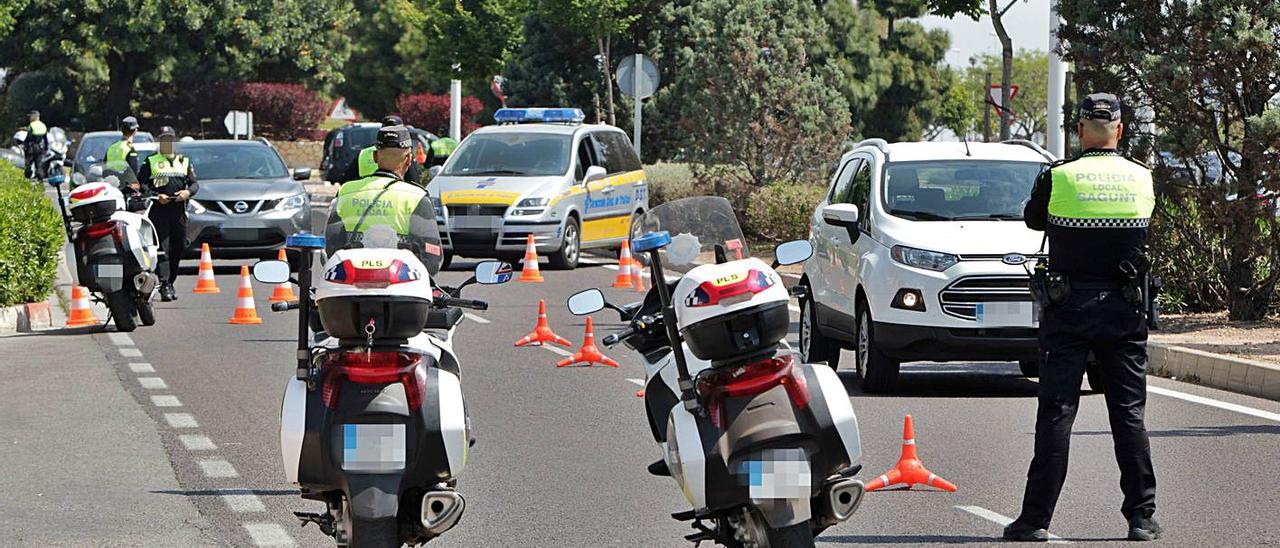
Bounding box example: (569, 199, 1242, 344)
(616, 54, 660, 158)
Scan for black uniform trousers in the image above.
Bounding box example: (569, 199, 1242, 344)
(149, 204, 188, 284)
(1018, 285, 1157, 528)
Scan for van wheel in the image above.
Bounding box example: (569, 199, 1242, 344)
(1018, 358, 1040, 378)
(799, 292, 840, 369)
(548, 218, 580, 270)
(855, 303, 899, 393)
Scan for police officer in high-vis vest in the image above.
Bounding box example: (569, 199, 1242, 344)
(138, 127, 198, 302)
(1004, 93, 1160, 542)
(325, 125, 442, 274)
(22, 110, 48, 179)
(340, 115, 423, 186)
(427, 136, 458, 168)
(104, 116, 141, 184)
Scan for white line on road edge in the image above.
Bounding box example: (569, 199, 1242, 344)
(108, 333, 135, 346)
(128, 362, 155, 373)
(243, 523, 296, 547)
(164, 413, 199, 428)
(538, 344, 574, 357)
(1148, 385, 1280, 423)
(138, 377, 169, 390)
(198, 458, 239, 478)
(219, 489, 266, 513)
(179, 434, 217, 451)
(119, 347, 143, 358)
(626, 378, 645, 387)
(151, 395, 182, 407)
(955, 506, 1069, 543)
(464, 312, 491, 324)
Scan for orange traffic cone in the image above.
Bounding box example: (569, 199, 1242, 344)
(612, 240, 634, 288)
(514, 300, 571, 347)
(865, 415, 957, 492)
(518, 234, 544, 282)
(65, 285, 100, 327)
(631, 258, 647, 293)
(268, 249, 297, 304)
(228, 265, 263, 325)
(192, 243, 220, 294)
(557, 317, 619, 368)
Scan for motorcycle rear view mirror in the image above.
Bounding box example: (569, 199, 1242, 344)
(774, 240, 814, 267)
(71, 172, 86, 187)
(475, 260, 514, 285)
(253, 260, 291, 285)
(567, 289, 605, 316)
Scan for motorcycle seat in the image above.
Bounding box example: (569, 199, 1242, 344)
(424, 307, 464, 330)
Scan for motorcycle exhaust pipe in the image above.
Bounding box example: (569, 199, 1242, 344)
(420, 490, 465, 536)
(818, 478, 865, 525)
(133, 272, 158, 296)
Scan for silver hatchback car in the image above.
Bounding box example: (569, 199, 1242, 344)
(180, 140, 313, 259)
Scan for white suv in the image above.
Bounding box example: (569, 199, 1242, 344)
(799, 139, 1054, 392)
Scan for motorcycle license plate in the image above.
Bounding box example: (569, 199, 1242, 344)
(975, 301, 1037, 327)
(742, 448, 812, 499)
(341, 424, 406, 472)
(96, 264, 124, 279)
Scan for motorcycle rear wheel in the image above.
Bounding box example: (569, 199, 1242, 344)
(107, 291, 137, 332)
(764, 522, 815, 548)
(137, 297, 156, 326)
(347, 518, 399, 548)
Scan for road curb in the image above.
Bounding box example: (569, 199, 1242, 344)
(1150, 342, 1280, 401)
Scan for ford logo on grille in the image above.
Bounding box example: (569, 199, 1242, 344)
(1002, 253, 1028, 265)
(233, 201, 249, 213)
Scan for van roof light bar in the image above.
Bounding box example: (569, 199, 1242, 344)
(494, 108, 585, 125)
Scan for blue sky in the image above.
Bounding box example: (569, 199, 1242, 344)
(919, 0, 1051, 67)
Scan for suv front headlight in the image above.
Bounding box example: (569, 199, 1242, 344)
(274, 193, 308, 211)
(890, 245, 958, 272)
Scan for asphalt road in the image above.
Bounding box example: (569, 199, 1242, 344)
(23, 227, 1280, 546)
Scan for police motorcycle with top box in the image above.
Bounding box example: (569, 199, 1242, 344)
(49, 172, 161, 332)
(255, 233, 511, 547)
(566, 197, 865, 548)
(427, 107, 648, 270)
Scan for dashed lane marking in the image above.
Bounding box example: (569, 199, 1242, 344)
(955, 505, 1069, 543)
(179, 434, 217, 451)
(120, 347, 143, 358)
(538, 344, 574, 357)
(219, 489, 266, 513)
(626, 378, 645, 387)
(151, 395, 182, 407)
(464, 312, 491, 324)
(164, 413, 199, 428)
(243, 523, 296, 547)
(1148, 385, 1280, 423)
(138, 377, 169, 390)
(108, 333, 135, 346)
(129, 362, 155, 373)
(198, 458, 239, 478)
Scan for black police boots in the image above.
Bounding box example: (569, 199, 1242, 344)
(160, 282, 177, 302)
(1128, 516, 1162, 541)
(1002, 521, 1050, 542)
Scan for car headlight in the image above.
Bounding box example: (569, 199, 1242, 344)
(275, 193, 307, 211)
(890, 245, 958, 272)
(516, 197, 549, 208)
(188, 200, 207, 214)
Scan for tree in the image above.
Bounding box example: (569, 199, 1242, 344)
(504, 14, 601, 113)
(0, 0, 353, 122)
(418, 0, 527, 88)
(1062, 0, 1280, 320)
(536, 0, 638, 126)
(861, 18, 953, 140)
(961, 50, 1048, 142)
(335, 0, 433, 117)
(924, 68, 976, 140)
(664, 0, 850, 189)
(987, 0, 1020, 140)
(812, 0, 891, 138)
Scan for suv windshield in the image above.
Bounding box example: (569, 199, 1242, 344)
(442, 132, 571, 177)
(884, 160, 1047, 221)
(178, 143, 289, 180)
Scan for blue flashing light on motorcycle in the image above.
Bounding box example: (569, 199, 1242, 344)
(493, 107, 585, 125)
(285, 233, 326, 250)
(632, 231, 671, 253)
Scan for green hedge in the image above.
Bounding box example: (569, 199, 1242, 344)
(746, 183, 827, 242)
(0, 165, 63, 307)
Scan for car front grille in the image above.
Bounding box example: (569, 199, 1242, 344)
(197, 200, 265, 215)
(447, 205, 508, 217)
(939, 275, 1033, 321)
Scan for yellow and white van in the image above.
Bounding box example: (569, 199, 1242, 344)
(426, 108, 648, 269)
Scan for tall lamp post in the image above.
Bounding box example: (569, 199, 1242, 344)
(1047, 0, 1068, 158)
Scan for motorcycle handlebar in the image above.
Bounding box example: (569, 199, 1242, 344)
(602, 327, 636, 347)
(437, 297, 487, 311)
(271, 301, 299, 312)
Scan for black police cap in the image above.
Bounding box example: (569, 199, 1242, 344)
(376, 125, 412, 149)
(121, 116, 139, 130)
(28, 110, 39, 117)
(1080, 93, 1122, 121)
(381, 115, 404, 127)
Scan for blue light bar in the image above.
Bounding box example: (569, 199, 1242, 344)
(494, 108, 585, 124)
(633, 231, 671, 253)
(286, 233, 326, 250)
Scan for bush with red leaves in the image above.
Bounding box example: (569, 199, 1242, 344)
(395, 93, 483, 137)
(228, 83, 327, 140)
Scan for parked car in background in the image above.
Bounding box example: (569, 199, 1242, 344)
(180, 139, 313, 260)
(72, 131, 155, 177)
(320, 122, 437, 183)
(799, 139, 1054, 392)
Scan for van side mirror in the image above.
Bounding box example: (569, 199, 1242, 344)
(583, 165, 607, 185)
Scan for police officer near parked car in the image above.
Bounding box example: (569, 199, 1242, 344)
(341, 115, 423, 186)
(104, 116, 142, 183)
(325, 125, 442, 274)
(21, 110, 48, 179)
(426, 136, 458, 168)
(1004, 93, 1161, 542)
(138, 127, 198, 302)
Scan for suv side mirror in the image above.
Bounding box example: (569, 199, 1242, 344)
(583, 165, 607, 185)
(822, 203, 859, 227)
(292, 168, 312, 181)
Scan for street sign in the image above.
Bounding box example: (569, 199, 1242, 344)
(986, 85, 1020, 109)
(616, 54, 660, 99)
(327, 98, 359, 121)
(224, 110, 253, 139)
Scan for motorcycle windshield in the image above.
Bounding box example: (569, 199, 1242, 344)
(629, 196, 748, 276)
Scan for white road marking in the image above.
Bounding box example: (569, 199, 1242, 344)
(164, 413, 198, 428)
(243, 523, 296, 547)
(539, 344, 574, 357)
(219, 489, 266, 513)
(1148, 385, 1280, 423)
(128, 362, 155, 373)
(108, 333, 135, 346)
(179, 434, 217, 451)
(955, 505, 1069, 543)
(198, 458, 239, 478)
(138, 377, 168, 390)
(463, 312, 491, 324)
(151, 395, 182, 407)
(601, 264, 620, 271)
(626, 378, 645, 387)
(120, 347, 143, 358)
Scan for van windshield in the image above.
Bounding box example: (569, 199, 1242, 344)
(442, 132, 571, 177)
(883, 160, 1047, 221)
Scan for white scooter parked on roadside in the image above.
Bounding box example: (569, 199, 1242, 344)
(254, 233, 512, 547)
(567, 197, 866, 548)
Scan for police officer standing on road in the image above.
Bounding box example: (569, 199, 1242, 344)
(105, 116, 142, 183)
(1004, 93, 1160, 542)
(138, 127, 198, 302)
(341, 115, 424, 186)
(22, 110, 48, 179)
(427, 136, 458, 168)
